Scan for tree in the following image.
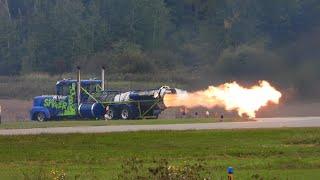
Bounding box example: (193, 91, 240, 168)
(0, 2, 21, 75)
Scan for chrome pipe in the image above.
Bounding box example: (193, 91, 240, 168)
(101, 66, 105, 91)
(77, 66, 81, 107)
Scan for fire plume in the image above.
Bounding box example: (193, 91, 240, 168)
(164, 81, 282, 118)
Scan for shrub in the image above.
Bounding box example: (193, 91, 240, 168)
(117, 157, 212, 180)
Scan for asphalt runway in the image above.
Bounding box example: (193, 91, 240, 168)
(0, 116, 319, 136)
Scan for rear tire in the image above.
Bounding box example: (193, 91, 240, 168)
(36, 112, 46, 122)
(121, 108, 130, 120)
(105, 106, 119, 120)
(120, 105, 137, 120)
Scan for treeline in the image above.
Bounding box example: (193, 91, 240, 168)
(1, 0, 320, 98)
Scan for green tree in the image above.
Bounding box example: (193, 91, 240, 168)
(0, 2, 20, 75)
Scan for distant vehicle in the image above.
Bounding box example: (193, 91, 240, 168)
(30, 67, 176, 121)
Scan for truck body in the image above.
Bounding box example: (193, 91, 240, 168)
(30, 68, 176, 121)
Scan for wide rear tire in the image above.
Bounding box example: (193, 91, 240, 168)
(120, 105, 139, 120)
(105, 106, 119, 120)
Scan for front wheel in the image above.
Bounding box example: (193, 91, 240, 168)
(36, 112, 46, 122)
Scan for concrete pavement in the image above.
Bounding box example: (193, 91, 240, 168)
(0, 116, 319, 135)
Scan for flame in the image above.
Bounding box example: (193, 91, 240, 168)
(164, 81, 282, 118)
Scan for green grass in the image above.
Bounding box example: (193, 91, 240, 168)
(0, 128, 319, 179)
(0, 118, 244, 129)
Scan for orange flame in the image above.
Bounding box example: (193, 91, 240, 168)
(164, 81, 282, 118)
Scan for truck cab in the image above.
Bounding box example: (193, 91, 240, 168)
(30, 79, 102, 121)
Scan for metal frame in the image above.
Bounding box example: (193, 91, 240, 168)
(76, 66, 164, 119)
(80, 85, 162, 119)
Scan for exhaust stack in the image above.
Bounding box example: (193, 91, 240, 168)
(101, 66, 105, 91)
(77, 66, 81, 107)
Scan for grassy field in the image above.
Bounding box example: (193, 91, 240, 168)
(0, 118, 245, 129)
(0, 128, 319, 179)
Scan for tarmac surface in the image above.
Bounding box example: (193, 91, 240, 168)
(0, 116, 319, 135)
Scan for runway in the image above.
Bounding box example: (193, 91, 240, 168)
(0, 116, 319, 135)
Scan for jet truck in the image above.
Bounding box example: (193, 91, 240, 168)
(30, 67, 176, 121)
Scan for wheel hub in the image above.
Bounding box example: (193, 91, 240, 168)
(105, 110, 114, 120)
(37, 113, 45, 122)
(121, 109, 129, 119)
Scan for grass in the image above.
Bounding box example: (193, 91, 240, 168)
(0, 128, 319, 179)
(0, 118, 245, 129)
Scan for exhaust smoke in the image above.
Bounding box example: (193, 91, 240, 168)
(164, 81, 282, 118)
